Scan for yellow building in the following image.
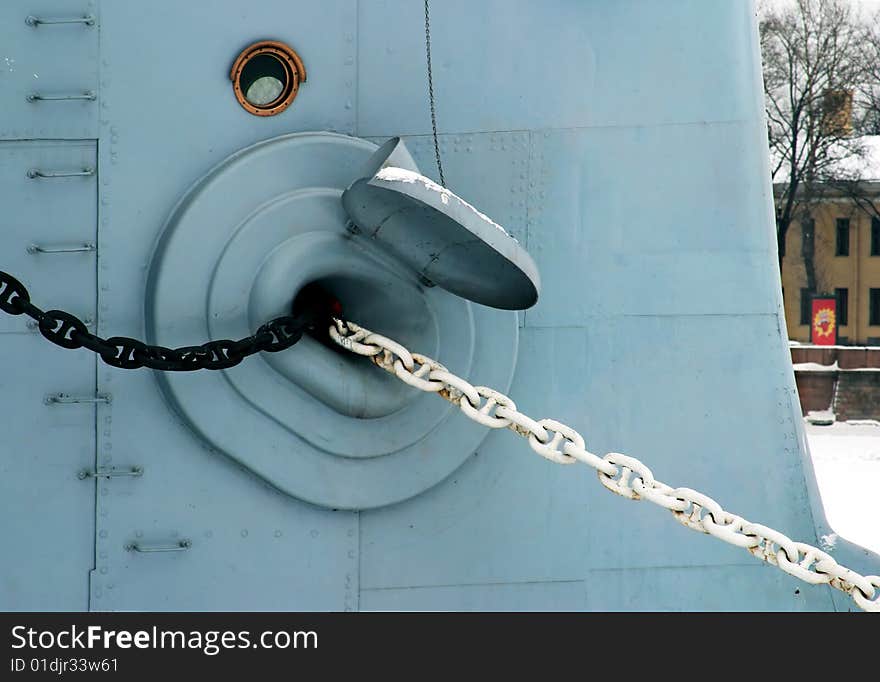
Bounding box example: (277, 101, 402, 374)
(779, 182, 880, 345)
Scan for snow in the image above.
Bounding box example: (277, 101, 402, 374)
(773, 135, 880, 183)
(793, 361, 880, 372)
(835, 135, 880, 181)
(375, 167, 515, 240)
(862, 136, 880, 181)
(845, 419, 880, 427)
(806, 421, 880, 555)
(806, 408, 835, 425)
(789, 341, 880, 350)
(793, 361, 839, 371)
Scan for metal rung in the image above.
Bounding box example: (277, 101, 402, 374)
(27, 243, 96, 255)
(27, 168, 95, 179)
(45, 393, 112, 405)
(25, 15, 95, 27)
(27, 92, 96, 103)
(78, 466, 143, 480)
(125, 540, 192, 553)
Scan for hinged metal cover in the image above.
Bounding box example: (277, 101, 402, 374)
(342, 138, 540, 310)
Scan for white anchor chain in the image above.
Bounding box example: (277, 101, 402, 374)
(329, 318, 880, 613)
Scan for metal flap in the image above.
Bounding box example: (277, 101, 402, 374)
(342, 138, 540, 310)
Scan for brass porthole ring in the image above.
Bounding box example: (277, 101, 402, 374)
(230, 40, 306, 117)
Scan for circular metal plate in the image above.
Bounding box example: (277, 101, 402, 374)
(146, 132, 520, 510)
(229, 40, 306, 117)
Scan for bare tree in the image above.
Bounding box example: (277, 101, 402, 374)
(760, 0, 873, 291)
(860, 9, 880, 136)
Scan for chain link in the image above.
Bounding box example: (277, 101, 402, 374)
(4, 262, 877, 611)
(0, 270, 331, 371)
(328, 317, 880, 613)
(424, 0, 446, 187)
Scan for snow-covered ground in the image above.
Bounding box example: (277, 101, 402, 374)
(806, 421, 880, 555)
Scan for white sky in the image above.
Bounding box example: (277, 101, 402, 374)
(848, 0, 880, 12)
(763, 0, 880, 13)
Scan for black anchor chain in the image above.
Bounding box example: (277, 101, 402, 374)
(0, 270, 337, 371)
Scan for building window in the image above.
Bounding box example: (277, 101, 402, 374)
(801, 288, 812, 325)
(835, 218, 850, 256)
(801, 218, 815, 259)
(835, 287, 848, 326)
(872, 217, 880, 256)
(871, 289, 880, 326)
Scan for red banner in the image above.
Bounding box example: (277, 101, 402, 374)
(810, 296, 838, 346)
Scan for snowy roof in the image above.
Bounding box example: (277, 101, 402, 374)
(834, 135, 880, 181)
(772, 135, 880, 191)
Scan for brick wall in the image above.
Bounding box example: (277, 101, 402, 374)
(791, 346, 880, 419)
(792, 370, 880, 420)
(794, 372, 836, 413)
(833, 372, 880, 420)
(791, 346, 880, 368)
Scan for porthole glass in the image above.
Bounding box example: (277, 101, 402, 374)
(246, 75, 284, 106)
(230, 40, 306, 116)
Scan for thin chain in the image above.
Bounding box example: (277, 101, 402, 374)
(0, 270, 334, 371)
(328, 317, 880, 613)
(424, 0, 446, 187)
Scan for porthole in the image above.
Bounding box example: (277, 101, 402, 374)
(230, 40, 306, 117)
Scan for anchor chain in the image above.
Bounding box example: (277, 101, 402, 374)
(3, 261, 876, 610)
(424, 0, 445, 187)
(329, 318, 880, 613)
(0, 270, 332, 371)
